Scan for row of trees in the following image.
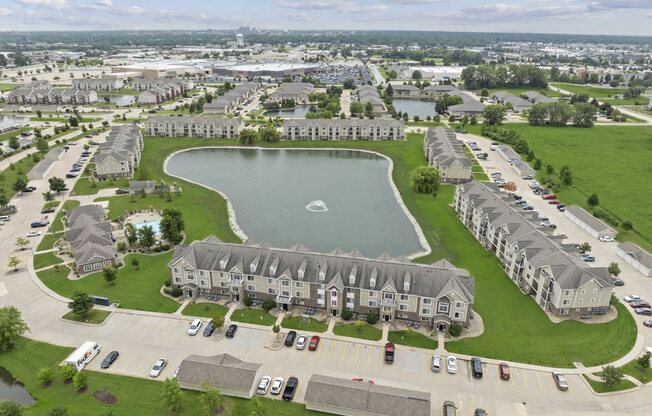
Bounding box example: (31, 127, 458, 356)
(239, 125, 282, 145)
(528, 101, 598, 127)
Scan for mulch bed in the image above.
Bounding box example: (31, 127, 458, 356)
(93, 388, 118, 405)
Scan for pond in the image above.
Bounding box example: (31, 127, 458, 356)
(165, 148, 425, 257)
(392, 98, 438, 119)
(0, 366, 35, 406)
(263, 106, 314, 117)
(101, 95, 137, 106)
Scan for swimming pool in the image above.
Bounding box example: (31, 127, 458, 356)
(132, 219, 161, 235)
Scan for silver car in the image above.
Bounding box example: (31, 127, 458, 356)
(296, 335, 308, 350)
(270, 377, 284, 395)
(447, 356, 457, 374)
(257, 376, 272, 395)
(149, 358, 167, 378)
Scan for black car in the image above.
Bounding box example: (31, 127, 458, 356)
(21, 188, 34, 193)
(26, 186, 36, 191)
(31, 221, 49, 228)
(225, 324, 238, 338)
(65, 173, 78, 179)
(512, 195, 522, 200)
(284, 330, 297, 347)
(471, 357, 483, 378)
(612, 278, 625, 286)
(282, 377, 298, 401)
(101, 351, 119, 369)
(41, 208, 56, 214)
(474, 409, 488, 416)
(203, 322, 215, 337)
(115, 189, 129, 195)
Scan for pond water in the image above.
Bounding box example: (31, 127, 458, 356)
(263, 106, 314, 117)
(102, 95, 137, 106)
(392, 98, 438, 119)
(166, 148, 424, 257)
(0, 366, 35, 406)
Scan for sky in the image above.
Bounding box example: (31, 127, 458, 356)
(0, 0, 650, 36)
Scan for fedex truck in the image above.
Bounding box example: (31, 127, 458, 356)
(62, 341, 101, 372)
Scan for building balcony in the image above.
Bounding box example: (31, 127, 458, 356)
(275, 294, 294, 304)
(227, 279, 244, 287)
(380, 298, 397, 306)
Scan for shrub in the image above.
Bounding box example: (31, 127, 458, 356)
(622, 220, 633, 230)
(38, 367, 53, 385)
(116, 242, 126, 252)
(60, 365, 75, 381)
(73, 371, 87, 390)
(48, 407, 69, 416)
(366, 310, 378, 325)
(161, 244, 170, 251)
(163, 279, 171, 287)
(154, 247, 162, 252)
(164, 287, 182, 297)
(261, 298, 276, 311)
(341, 310, 353, 321)
(243, 296, 253, 307)
(449, 324, 462, 337)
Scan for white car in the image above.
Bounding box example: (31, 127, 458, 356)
(188, 319, 203, 336)
(149, 358, 167, 378)
(257, 376, 272, 395)
(624, 295, 642, 303)
(27, 231, 42, 237)
(270, 377, 284, 395)
(296, 335, 307, 350)
(599, 236, 615, 242)
(173, 366, 180, 378)
(447, 356, 457, 374)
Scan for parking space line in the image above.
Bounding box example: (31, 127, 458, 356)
(120, 314, 137, 330)
(341, 343, 348, 360)
(522, 369, 528, 388)
(497, 366, 501, 382)
(483, 364, 486, 383)
(329, 341, 336, 360)
(162, 320, 177, 336)
(316, 338, 324, 357)
(536, 372, 542, 391)
(119, 353, 139, 372)
(567, 379, 572, 392)
(354, 344, 359, 363)
(367, 347, 372, 365)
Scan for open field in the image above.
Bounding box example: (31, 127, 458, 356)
(550, 83, 629, 98)
(72, 176, 130, 196)
(482, 87, 564, 98)
(0, 83, 21, 91)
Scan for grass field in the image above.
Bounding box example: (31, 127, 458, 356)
(550, 83, 628, 98)
(33, 252, 63, 270)
(583, 374, 637, 393)
(281, 316, 328, 333)
(72, 176, 130, 196)
(482, 87, 563, 98)
(0, 127, 31, 142)
(62, 309, 111, 324)
(41, 201, 60, 210)
(229, 308, 276, 326)
(388, 330, 438, 350)
(181, 302, 229, 319)
(48, 200, 80, 233)
(0, 83, 21, 91)
(618, 358, 651, 384)
(36, 232, 64, 252)
(0, 337, 329, 416)
(333, 323, 383, 341)
(36, 253, 180, 313)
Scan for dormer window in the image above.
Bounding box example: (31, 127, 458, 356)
(404, 281, 410, 292)
(219, 259, 226, 269)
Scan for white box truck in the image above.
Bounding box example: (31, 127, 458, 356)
(62, 341, 101, 372)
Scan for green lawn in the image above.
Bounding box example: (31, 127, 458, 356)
(468, 124, 652, 251)
(583, 374, 637, 393)
(388, 330, 438, 350)
(62, 309, 110, 324)
(281, 316, 328, 333)
(482, 87, 563, 98)
(333, 323, 382, 341)
(41, 201, 60, 210)
(603, 96, 649, 105)
(181, 302, 229, 319)
(550, 83, 628, 98)
(36, 232, 64, 252)
(229, 308, 276, 326)
(618, 358, 652, 384)
(0, 83, 21, 91)
(72, 176, 130, 196)
(36, 253, 180, 313)
(48, 200, 80, 233)
(0, 337, 329, 416)
(0, 127, 31, 142)
(33, 252, 63, 270)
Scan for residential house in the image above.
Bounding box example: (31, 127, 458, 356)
(145, 116, 245, 139)
(66, 205, 116, 274)
(454, 181, 613, 318)
(168, 237, 475, 330)
(72, 78, 124, 91)
(491, 91, 533, 113)
(423, 127, 472, 184)
(564, 205, 618, 239)
(94, 125, 143, 179)
(268, 82, 314, 104)
(447, 91, 485, 118)
(282, 119, 405, 141)
(617, 242, 652, 277)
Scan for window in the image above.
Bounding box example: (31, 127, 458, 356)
(174, 277, 182, 283)
(580, 289, 585, 294)
(281, 280, 290, 287)
(331, 299, 337, 307)
(103, 260, 112, 266)
(247, 285, 255, 291)
(247, 275, 255, 281)
(368, 300, 377, 307)
(399, 304, 408, 311)
(199, 270, 205, 277)
(454, 312, 463, 319)
(268, 288, 276, 294)
(455, 301, 464, 308)
(267, 278, 273, 284)
(564, 290, 571, 296)
(295, 291, 303, 298)
(593, 289, 597, 294)
(295, 282, 304, 288)
(422, 298, 432, 305)
(220, 272, 225, 278)
(200, 280, 207, 286)
(437, 303, 449, 314)
(282, 290, 290, 297)
(421, 308, 431, 315)
(173, 268, 179, 274)
(591, 298, 595, 303)
(369, 291, 377, 298)
(562, 299, 570, 305)
(560, 309, 568, 315)
(579, 299, 583, 304)
(400, 294, 408, 301)
(186, 273, 194, 280)
(220, 282, 227, 288)
(576, 308, 581, 312)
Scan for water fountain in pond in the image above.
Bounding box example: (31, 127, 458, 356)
(305, 200, 328, 213)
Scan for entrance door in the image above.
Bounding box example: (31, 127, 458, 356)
(331, 309, 338, 317)
(185, 289, 193, 298)
(282, 304, 288, 311)
(438, 324, 445, 332)
(384, 315, 391, 322)
(234, 294, 240, 301)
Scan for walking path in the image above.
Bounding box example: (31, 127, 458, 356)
(173, 298, 191, 315)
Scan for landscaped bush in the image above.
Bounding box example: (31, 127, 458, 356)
(262, 298, 276, 311)
(449, 324, 462, 337)
(341, 310, 353, 321)
(117, 242, 126, 252)
(161, 244, 170, 251)
(163, 279, 171, 287)
(366, 311, 378, 325)
(154, 247, 162, 252)
(243, 296, 253, 307)
(164, 287, 182, 297)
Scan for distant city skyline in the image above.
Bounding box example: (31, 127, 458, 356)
(0, 0, 650, 36)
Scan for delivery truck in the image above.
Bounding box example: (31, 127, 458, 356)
(62, 341, 101, 371)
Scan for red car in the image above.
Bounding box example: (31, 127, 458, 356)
(548, 200, 559, 205)
(308, 335, 320, 351)
(543, 194, 557, 200)
(630, 301, 651, 309)
(499, 362, 511, 380)
(352, 378, 375, 384)
(384, 343, 395, 363)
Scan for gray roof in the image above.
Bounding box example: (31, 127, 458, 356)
(269, 82, 313, 100)
(66, 205, 114, 265)
(45, 147, 66, 159)
(491, 91, 533, 109)
(304, 374, 430, 416)
(618, 242, 652, 268)
(565, 205, 616, 234)
(424, 127, 472, 169)
(447, 92, 485, 113)
(424, 84, 458, 93)
(129, 180, 155, 191)
(95, 125, 142, 167)
(145, 115, 244, 128)
(498, 144, 521, 161)
(522, 91, 555, 103)
(28, 158, 54, 175)
(177, 354, 261, 390)
(393, 84, 420, 92)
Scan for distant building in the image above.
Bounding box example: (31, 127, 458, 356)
(145, 116, 245, 139)
(357, 85, 385, 112)
(0, 115, 15, 134)
(282, 119, 405, 141)
(522, 91, 555, 104)
(66, 205, 116, 274)
(423, 127, 472, 184)
(236, 33, 244, 47)
(564, 206, 618, 240)
(133, 79, 193, 106)
(72, 78, 124, 91)
(491, 91, 533, 113)
(203, 82, 260, 115)
(392, 84, 420, 96)
(8, 81, 98, 105)
(268, 82, 314, 104)
(94, 125, 143, 179)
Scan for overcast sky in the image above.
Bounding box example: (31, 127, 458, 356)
(0, 0, 650, 36)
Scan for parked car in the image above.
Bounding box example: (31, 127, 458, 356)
(490, 145, 496, 151)
(630, 301, 651, 309)
(522, 175, 534, 180)
(447, 356, 457, 374)
(643, 320, 652, 328)
(296, 335, 307, 350)
(257, 376, 272, 395)
(512, 195, 522, 200)
(100, 351, 119, 369)
(548, 200, 560, 205)
(282, 377, 298, 401)
(188, 319, 203, 336)
(491, 172, 502, 178)
(203, 321, 215, 337)
(225, 324, 238, 338)
(66, 173, 78, 178)
(173, 366, 179, 378)
(612, 278, 625, 286)
(581, 255, 596, 262)
(69, 168, 81, 172)
(515, 200, 527, 206)
(41, 208, 55, 214)
(442, 401, 457, 416)
(270, 377, 284, 395)
(309, 335, 320, 351)
(599, 236, 615, 242)
(634, 308, 652, 315)
(471, 357, 483, 378)
(557, 204, 566, 211)
(27, 231, 42, 237)
(31, 221, 49, 228)
(624, 295, 642, 302)
(284, 330, 297, 347)
(431, 354, 441, 372)
(20, 188, 34, 193)
(499, 362, 511, 380)
(522, 205, 534, 211)
(552, 372, 568, 391)
(149, 358, 167, 378)
(115, 189, 129, 195)
(384, 342, 395, 363)
(474, 410, 488, 416)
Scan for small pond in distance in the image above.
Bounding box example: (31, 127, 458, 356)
(391, 98, 438, 119)
(0, 366, 35, 406)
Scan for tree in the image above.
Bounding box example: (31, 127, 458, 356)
(0, 307, 29, 352)
(131, 257, 139, 269)
(125, 223, 138, 246)
(7, 256, 21, 272)
(73, 371, 88, 391)
(547, 102, 574, 126)
(0, 400, 22, 416)
(211, 313, 225, 332)
(559, 165, 573, 186)
(572, 102, 597, 127)
(364, 102, 373, 117)
(608, 262, 621, 277)
(259, 125, 280, 143)
(12, 179, 27, 194)
(410, 166, 440, 194)
(161, 378, 183, 412)
(600, 365, 624, 387)
(103, 266, 117, 286)
(580, 242, 592, 252)
(249, 396, 266, 416)
(388, 70, 397, 80)
(68, 292, 95, 317)
(385, 83, 393, 97)
(137, 225, 156, 250)
(160, 209, 184, 245)
(262, 298, 276, 311)
(8, 137, 19, 150)
(35, 138, 48, 153)
(470, 115, 478, 125)
(637, 352, 650, 373)
(514, 139, 529, 154)
(199, 381, 223, 415)
(42, 191, 55, 202)
(528, 103, 548, 126)
(0, 190, 9, 208)
(59, 365, 75, 382)
(38, 367, 53, 385)
(48, 177, 66, 194)
(366, 310, 378, 325)
(550, 66, 560, 81)
(504, 182, 517, 192)
(449, 324, 462, 336)
(482, 105, 508, 125)
(354, 320, 364, 332)
(47, 407, 69, 416)
(587, 193, 600, 207)
(411, 70, 422, 80)
(15, 237, 29, 251)
(239, 129, 258, 145)
(349, 101, 363, 116)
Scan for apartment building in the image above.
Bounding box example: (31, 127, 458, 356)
(423, 127, 472, 184)
(204, 82, 260, 114)
(145, 116, 245, 139)
(94, 125, 143, 179)
(268, 82, 314, 104)
(133, 78, 193, 105)
(454, 181, 613, 318)
(168, 237, 474, 330)
(66, 205, 116, 274)
(8, 81, 98, 105)
(72, 78, 124, 91)
(357, 85, 385, 112)
(282, 119, 405, 141)
(392, 84, 420, 96)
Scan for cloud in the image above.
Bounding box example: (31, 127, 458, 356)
(114, 5, 146, 15)
(278, 0, 387, 13)
(434, 3, 588, 21)
(96, 0, 111, 5)
(0, 7, 14, 16)
(285, 12, 312, 21)
(15, 0, 68, 10)
(588, 0, 652, 9)
(379, 0, 452, 3)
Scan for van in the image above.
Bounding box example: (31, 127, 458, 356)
(62, 341, 101, 372)
(0, 215, 9, 221)
(431, 354, 441, 372)
(471, 357, 483, 378)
